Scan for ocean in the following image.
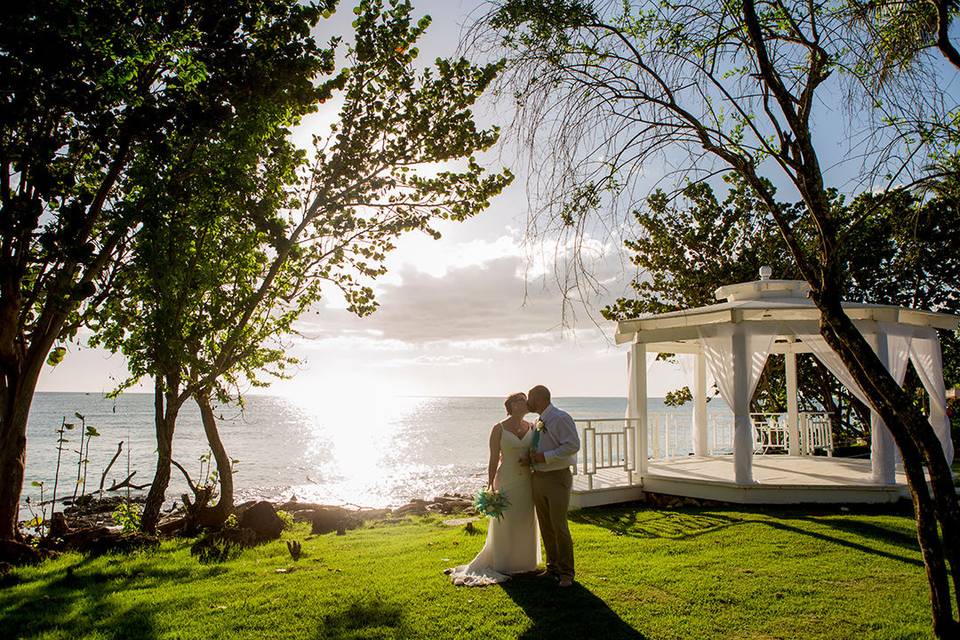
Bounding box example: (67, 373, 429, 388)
(19, 392, 725, 514)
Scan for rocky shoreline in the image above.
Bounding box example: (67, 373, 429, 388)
(4, 492, 479, 568)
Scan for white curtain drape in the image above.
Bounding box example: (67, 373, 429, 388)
(909, 328, 954, 465)
(787, 328, 912, 400)
(698, 327, 773, 414)
(789, 323, 936, 481)
(698, 326, 774, 483)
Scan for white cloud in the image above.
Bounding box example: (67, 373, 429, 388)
(298, 228, 627, 355)
(378, 355, 494, 368)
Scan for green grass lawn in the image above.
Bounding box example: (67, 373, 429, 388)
(0, 504, 936, 639)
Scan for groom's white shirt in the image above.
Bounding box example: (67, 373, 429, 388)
(533, 403, 580, 472)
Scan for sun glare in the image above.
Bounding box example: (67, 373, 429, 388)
(286, 382, 427, 506)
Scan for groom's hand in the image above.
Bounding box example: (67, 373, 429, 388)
(521, 452, 545, 465)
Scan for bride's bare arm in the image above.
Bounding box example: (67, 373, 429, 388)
(487, 424, 502, 489)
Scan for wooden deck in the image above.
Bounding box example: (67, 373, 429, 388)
(570, 455, 910, 509)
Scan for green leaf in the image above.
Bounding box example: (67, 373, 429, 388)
(46, 346, 66, 367)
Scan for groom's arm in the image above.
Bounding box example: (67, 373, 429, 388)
(542, 413, 580, 462)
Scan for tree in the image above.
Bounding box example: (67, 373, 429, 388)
(0, 0, 334, 546)
(92, 0, 511, 533)
(846, 1, 960, 78)
(87, 0, 336, 533)
(485, 1, 959, 634)
(605, 173, 960, 445)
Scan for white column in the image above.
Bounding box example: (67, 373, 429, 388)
(732, 328, 754, 484)
(693, 351, 708, 456)
(869, 332, 897, 484)
(785, 346, 800, 456)
(632, 341, 648, 479)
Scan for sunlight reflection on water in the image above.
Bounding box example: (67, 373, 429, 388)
(23, 393, 634, 510)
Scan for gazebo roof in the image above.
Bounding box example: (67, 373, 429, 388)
(615, 277, 959, 347)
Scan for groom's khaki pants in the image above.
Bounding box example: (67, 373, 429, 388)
(532, 467, 574, 580)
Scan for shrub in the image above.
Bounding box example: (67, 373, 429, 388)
(277, 510, 294, 530)
(112, 502, 142, 533)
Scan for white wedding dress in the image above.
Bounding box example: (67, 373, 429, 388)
(448, 426, 541, 586)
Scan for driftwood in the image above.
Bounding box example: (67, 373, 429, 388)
(171, 459, 211, 511)
(171, 459, 196, 491)
(98, 441, 124, 496)
(107, 472, 150, 492)
(171, 458, 219, 534)
(286, 540, 302, 561)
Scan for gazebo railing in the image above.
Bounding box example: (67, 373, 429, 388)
(749, 412, 833, 455)
(709, 415, 734, 454)
(800, 412, 834, 456)
(571, 411, 834, 491)
(573, 418, 637, 490)
(751, 413, 789, 454)
(650, 413, 738, 458)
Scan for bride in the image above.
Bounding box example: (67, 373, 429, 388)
(447, 392, 541, 586)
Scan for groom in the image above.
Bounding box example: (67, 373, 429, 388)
(524, 385, 580, 587)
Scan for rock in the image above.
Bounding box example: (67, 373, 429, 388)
(48, 525, 157, 556)
(426, 498, 473, 515)
(289, 509, 320, 523)
(48, 512, 70, 538)
(158, 516, 186, 535)
(442, 517, 480, 527)
(60, 526, 111, 549)
(0, 540, 42, 566)
(238, 501, 284, 541)
(86, 532, 158, 556)
(310, 507, 360, 535)
(234, 500, 258, 513)
(359, 508, 391, 520)
(393, 501, 429, 516)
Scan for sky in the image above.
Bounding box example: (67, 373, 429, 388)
(36, 1, 656, 400)
(37, 0, 945, 401)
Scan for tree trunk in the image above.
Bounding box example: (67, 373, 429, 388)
(0, 399, 29, 541)
(141, 378, 182, 534)
(0, 347, 48, 541)
(194, 391, 233, 528)
(816, 294, 960, 635)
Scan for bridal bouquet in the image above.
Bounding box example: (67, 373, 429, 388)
(474, 488, 510, 521)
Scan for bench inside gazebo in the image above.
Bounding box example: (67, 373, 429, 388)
(569, 270, 957, 509)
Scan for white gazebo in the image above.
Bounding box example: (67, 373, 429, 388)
(569, 270, 958, 508)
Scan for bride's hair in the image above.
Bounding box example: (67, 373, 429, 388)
(504, 392, 526, 414)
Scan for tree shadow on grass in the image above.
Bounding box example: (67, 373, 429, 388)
(500, 575, 646, 639)
(793, 514, 920, 553)
(759, 516, 923, 568)
(573, 504, 923, 568)
(571, 505, 742, 540)
(313, 595, 406, 639)
(0, 554, 196, 640)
